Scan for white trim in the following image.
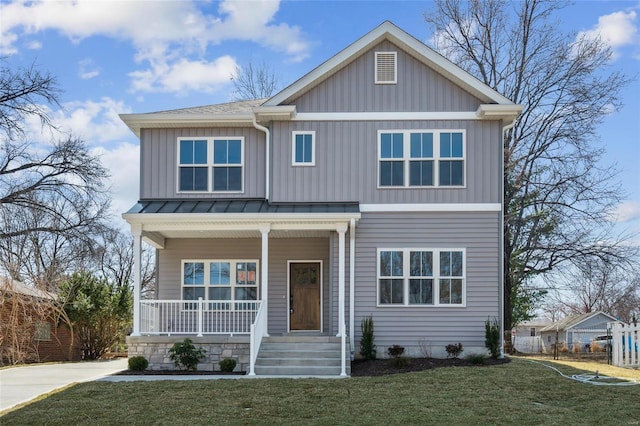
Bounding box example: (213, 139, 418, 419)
(377, 129, 466, 189)
(176, 136, 245, 194)
(181, 259, 260, 306)
(360, 203, 501, 212)
(287, 260, 324, 333)
(293, 112, 479, 121)
(375, 51, 397, 84)
(292, 131, 316, 166)
(376, 248, 466, 307)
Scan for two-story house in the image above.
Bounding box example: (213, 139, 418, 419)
(121, 21, 522, 375)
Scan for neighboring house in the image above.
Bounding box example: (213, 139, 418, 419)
(121, 21, 522, 375)
(539, 311, 618, 352)
(0, 278, 80, 364)
(513, 319, 551, 353)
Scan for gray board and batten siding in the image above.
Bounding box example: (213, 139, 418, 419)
(287, 40, 483, 113)
(271, 119, 502, 204)
(157, 238, 330, 336)
(139, 127, 266, 200)
(329, 211, 501, 356)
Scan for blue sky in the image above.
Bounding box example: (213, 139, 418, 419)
(1, 0, 639, 238)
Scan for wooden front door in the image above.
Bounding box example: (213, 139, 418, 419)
(289, 262, 321, 331)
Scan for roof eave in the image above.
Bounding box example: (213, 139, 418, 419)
(119, 113, 256, 137)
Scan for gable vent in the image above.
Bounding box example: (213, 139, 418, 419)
(375, 51, 397, 84)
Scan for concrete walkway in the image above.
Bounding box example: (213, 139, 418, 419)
(0, 358, 128, 413)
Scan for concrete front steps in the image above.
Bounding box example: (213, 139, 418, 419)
(254, 335, 350, 376)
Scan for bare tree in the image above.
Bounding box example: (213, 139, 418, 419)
(230, 60, 281, 101)
(0, 60, 61, 140)
(425, 0, 632, 331)
(545, 257, 640, 323)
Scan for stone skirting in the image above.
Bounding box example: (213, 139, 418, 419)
(126, 335, 250, 372)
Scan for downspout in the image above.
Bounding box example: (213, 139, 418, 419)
(252, 115, 270, 201)
(500, 117, 517, 359)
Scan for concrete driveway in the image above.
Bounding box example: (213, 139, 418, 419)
(0, 358, 127, 413)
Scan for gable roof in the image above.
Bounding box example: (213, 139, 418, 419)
(265, 20, 514, 107)
(540, 311, 617, 332)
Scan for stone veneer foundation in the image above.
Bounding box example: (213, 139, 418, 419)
(126, 335, 250, 372)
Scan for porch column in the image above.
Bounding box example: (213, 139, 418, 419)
(260, 225, 270, 337)
(349, 218, 356, 354)
(337, 224, 347, 337)
(131, 224, 142, 336)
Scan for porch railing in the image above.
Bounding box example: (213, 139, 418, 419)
(248, 301, 268, 376)
(140, 299, 261, 336)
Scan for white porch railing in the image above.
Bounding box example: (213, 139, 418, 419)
(248, 301, 268, 376)
(140, 299, 261, 336)
(611, 322, 639, 368)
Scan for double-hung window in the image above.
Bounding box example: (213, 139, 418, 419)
(182, 260, 258, 309)
(292, 131, 315, 166)
(378, 248, 465, 306)
(378, 130, 465, 187)
(178, 137, 243, 192)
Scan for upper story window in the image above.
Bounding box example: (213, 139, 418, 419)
(375, 51, 397, 84)
(292, 131, 315, 166)
(178, 137, 243, 193)
(378, 130, 465, 188)
(378, 248, 465, 307)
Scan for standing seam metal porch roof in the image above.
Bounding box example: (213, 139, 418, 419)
(126, 199, 360, 215)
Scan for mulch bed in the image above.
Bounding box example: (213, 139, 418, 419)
(116, 357, 509, 377)
(351, 356, 510, 376)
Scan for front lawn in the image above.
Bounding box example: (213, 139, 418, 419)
(2, 358, 638, 425)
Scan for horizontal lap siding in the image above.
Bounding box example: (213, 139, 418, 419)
(345, 211, 500, 354)
(271, 120, 501, 204)
(140, 127, 265, 199)
(157, 238, 329, 335)
(291, 40, 482, 113)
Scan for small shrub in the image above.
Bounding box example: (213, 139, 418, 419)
(219, 358, 237, 372)
(484, 317, 501, 358)
(391, 356, 409, 368)
(128, 356, 148, 371)
(168, 338, 206, 371)
(590, 341, 603, 353)
(360, 316, 376, 360)
(418, 338, 432, 358)
(387, 345, 405, 358)
(572, 341, 582, 354)
(445, 342, 463, 359)
(466, 354, 486, 365)
(558, 342, 569, 353)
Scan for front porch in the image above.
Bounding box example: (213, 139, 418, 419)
(124, 199, 360, 375)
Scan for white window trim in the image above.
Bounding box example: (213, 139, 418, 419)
(375, 51, 397, 85)
(176, 137, 245, 194)
(377, 129, 467, 189)
(376, 248, 466, 307)
(291, 131, 316, 166)
(181, 259, 259, 309)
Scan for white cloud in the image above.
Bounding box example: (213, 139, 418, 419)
(78, 58, 100, 80)
(0, 0, 311, 93)
(26, 40, 42, 50)
(608, 201, 640, 223)
(92, 142, 140, 225)
(129, 56, 239, 94)
(578, 10, 638, 57)
(20, 97, 133, 147)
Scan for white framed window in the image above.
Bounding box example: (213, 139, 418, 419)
(375, 51, 397, 84)
(378, 130, 465, 188)
(377, 248, 465, 306)
(182, 260, 258, 309)
(177, 137, 244, 193)
(292, 131, 315, 166)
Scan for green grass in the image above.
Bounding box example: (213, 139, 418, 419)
(2, 359, 639, 425)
